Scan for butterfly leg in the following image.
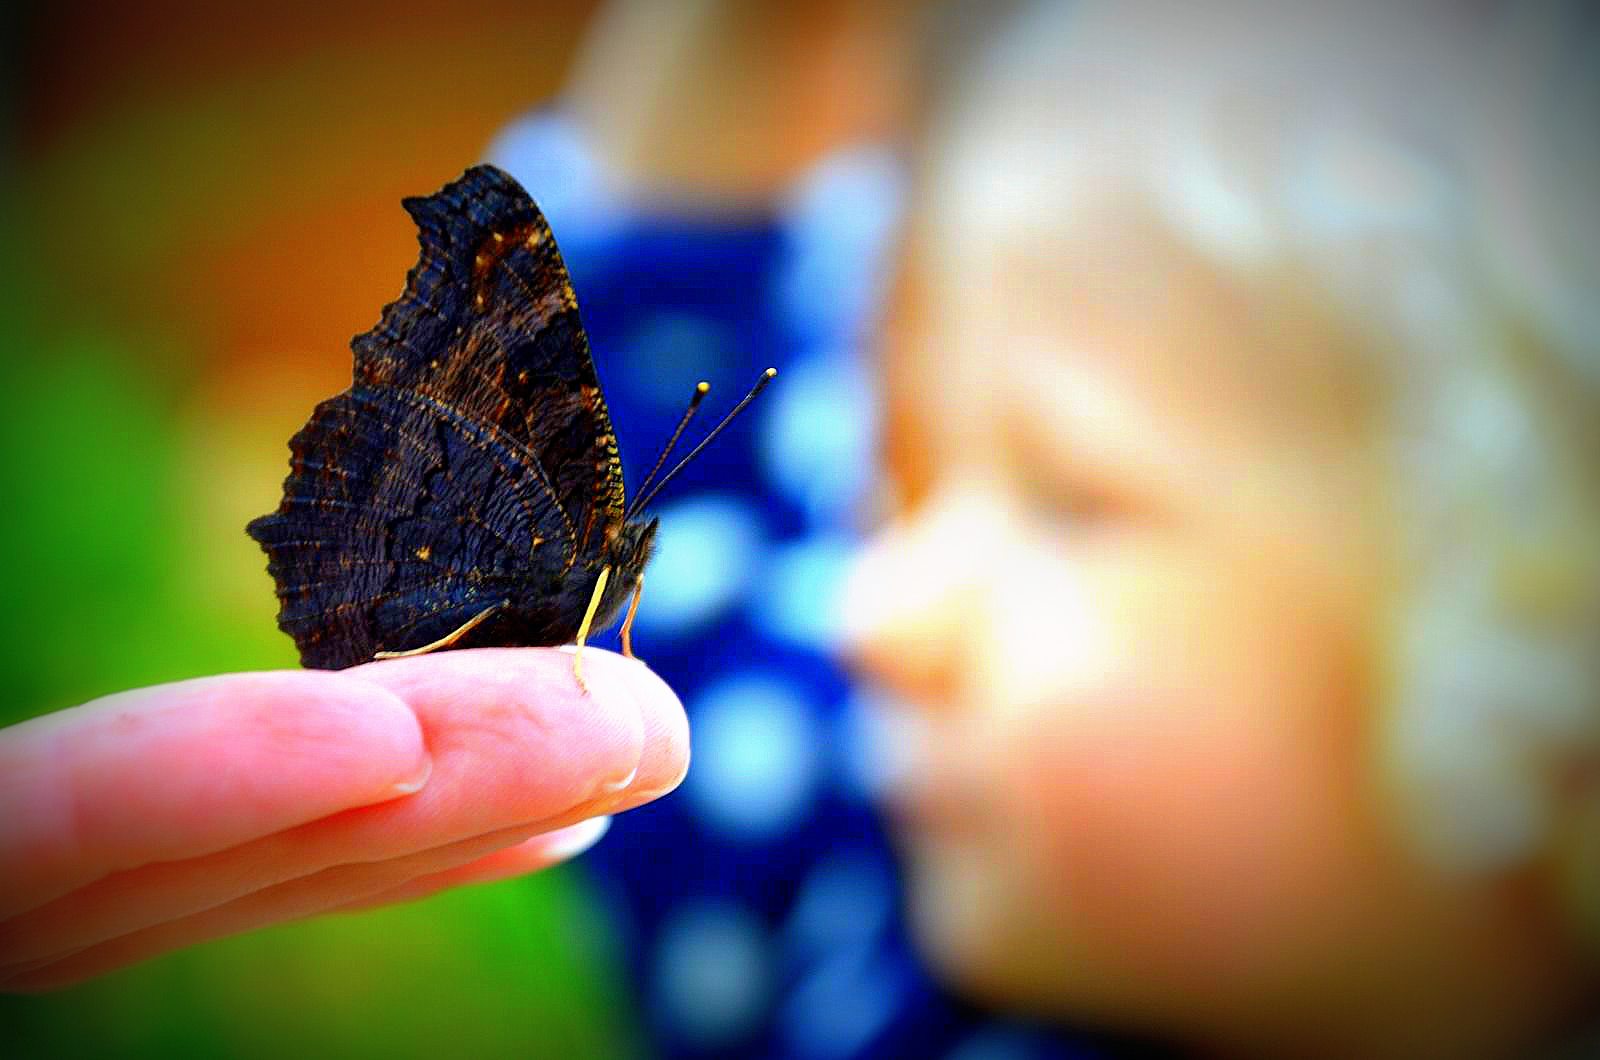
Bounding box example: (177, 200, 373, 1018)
(572, 566, 611, 693)
(374, 601, 506, 660)
(619, 574, 644, 659)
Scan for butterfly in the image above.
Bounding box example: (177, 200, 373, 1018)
(247, 164, 773, 684)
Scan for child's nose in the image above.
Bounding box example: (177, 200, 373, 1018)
(841, 483, 1006, 708)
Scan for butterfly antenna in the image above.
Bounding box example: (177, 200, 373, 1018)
(629, 381, 710, 516)
(629, 368, 777, 514)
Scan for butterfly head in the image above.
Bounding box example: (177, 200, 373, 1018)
(607, 517, 659, 586)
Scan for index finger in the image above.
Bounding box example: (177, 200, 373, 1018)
(0, 648, 688, 972)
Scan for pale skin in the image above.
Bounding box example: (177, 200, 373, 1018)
(0, 648, 688, 992)
(845, 198, 1588, 1057)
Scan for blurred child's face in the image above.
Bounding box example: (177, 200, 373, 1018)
(847, 198, 1558, 1049)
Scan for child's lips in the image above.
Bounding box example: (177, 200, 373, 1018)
(855, 696, 995, 840)
(888, 789, 978, 839)
(881, 754, 991, 841)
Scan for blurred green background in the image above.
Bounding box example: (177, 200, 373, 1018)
(1, 2, 645, 1055)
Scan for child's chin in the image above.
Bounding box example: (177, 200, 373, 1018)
(902, 838, 1063, 1014)
(903, 840, 1171, 1035)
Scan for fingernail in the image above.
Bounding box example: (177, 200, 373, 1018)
(539, 815, 612, 860)
(613, 658, 690, 801)
(561, 649, 651, 801)
(390, 754, 433, 795)
(598, 764, 639, 795)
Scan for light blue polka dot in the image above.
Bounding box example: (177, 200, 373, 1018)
(486, 113, 619, 242)
(781, 851, 895, 962)
(749, 533, 857, 651)
(653, 901, 771, 1049)
(618, 313, 739, 411)
(778, 944, 907, 1059)
(686, 675, 821, 841)
(632, 494, 764, 638)
(835, 690, 917, 803)
(759, 352, 877, 522)
(776, 143, 904, 340)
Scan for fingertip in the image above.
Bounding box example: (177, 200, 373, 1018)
(584, 651, 691, 805)
(421, 647, 688, 809)
(351, 648, 649, 820)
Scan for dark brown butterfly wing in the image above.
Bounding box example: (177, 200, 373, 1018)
(247, 385, 578, 669)
(351, 164, 628, 560)
(248, 166, 640, 668)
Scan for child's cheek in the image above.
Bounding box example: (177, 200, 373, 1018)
(984, 541, 1375, 995)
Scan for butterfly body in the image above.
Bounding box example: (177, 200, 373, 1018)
(248, 165, 656, 670)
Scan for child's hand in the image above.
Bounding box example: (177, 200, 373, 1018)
(0, 648, 687, 991)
